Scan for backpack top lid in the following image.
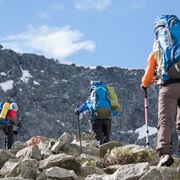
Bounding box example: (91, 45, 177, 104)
(9, 102, 18, 111)
(154, 14, 179, 32)
(89, 81, 106, 91)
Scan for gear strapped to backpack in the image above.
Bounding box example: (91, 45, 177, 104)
(90, 81, 112, 119)
(154, 15, 180, 82)
(107, 86, 120, 110)
(0, 102, 11, 126)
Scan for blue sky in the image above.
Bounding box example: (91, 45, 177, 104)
(0, 0, 179, 69)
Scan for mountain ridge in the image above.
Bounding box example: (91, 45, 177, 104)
(0, 45, 162, 150)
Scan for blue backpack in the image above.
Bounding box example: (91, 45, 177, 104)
(90, 81, 112, 119)
(154, 15, 180, 81)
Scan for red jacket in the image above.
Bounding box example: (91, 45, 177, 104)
(7, 110, 17, 122)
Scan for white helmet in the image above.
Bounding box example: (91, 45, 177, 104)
(10, 103, 18, 111)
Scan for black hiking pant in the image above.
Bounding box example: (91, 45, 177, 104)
(3, 126, 14, 149)
(92, 118, 111, 145)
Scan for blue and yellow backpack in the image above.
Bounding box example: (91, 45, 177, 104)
(0, 102, 11, 125)
(90, 81, 120, 119)
(154, 14, 180, 82)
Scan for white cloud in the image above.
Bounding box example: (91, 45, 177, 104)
(75, 0, 111, 11)
(0, 25, 96, 62)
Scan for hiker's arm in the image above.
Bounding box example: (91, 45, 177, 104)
(141, 52, 157, 88)
(75, 103, 88, 114)
(6, 110, 17, 125)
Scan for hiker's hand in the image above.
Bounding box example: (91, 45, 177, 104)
(13, 130, 18, 136)
(141, 84, 147, 91)
(16, 122, 22, 127)
(74, 108, 80, 115)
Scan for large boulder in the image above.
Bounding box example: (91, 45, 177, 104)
(0, 159, 38, 179)
(39, 153, 81, 173)
(36, 167, 79, 180)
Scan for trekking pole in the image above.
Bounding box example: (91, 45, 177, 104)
(144, 89, 149, 148)
(77, 113, 82, 154)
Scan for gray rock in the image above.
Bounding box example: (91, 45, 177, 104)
(0, 149, 16, 169)
(16, 145, 41, 161)
(140, 166, 180, 180)
(111, 162, 150, 180)
(36, 167, 79, 180)
(9, 141, 27, 155)
(39, 153, 81, 173)
(99, 140, 123, 158)
(0, 158, 38, 179)
(51, 132, 72, 154)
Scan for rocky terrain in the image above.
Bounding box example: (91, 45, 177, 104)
(0, 45, 179, 153)
(0, 132, 179, 180)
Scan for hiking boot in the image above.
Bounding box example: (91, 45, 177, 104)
(157, 154, 174, 167)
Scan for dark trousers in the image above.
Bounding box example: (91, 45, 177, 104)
(92, 119, 111, 145)
(3, 126, 14, 149)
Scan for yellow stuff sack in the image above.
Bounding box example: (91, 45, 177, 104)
(107, 86, 120, 110)
(0, 102, 10, 119)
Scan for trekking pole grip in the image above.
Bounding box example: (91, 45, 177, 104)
(144, 88, 147, 98)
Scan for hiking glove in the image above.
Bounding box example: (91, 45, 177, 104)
(13, 130, 18, 136)
(141, 85, 147, 91)
(74, 108, 80, 115)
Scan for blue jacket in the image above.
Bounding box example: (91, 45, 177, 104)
(76, 98, 118, 121)
(77, 98, 94, 115)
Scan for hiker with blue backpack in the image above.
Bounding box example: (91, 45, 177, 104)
(74, 81, 120, 146)
(0, 102, 21, 149)
(141, 15, 180, 167)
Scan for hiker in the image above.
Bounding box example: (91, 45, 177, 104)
(74, 81, 119, 146)
(141, 15, 180, 167)
(0, 102, 20, 149)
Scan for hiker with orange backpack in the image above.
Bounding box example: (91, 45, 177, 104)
(0, 102, 21, 149)
(74, 81, 119, 147)
(141, 15, 180, 167)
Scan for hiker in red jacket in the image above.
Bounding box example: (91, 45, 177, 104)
(0, 102, 20, 149)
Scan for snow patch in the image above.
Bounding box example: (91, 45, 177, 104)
(33, 80, 40, 85)
(61, 79, 68, 82)
(0, 72, 6, 76)
(20, 69, 32, 83)
(0, 80, 14, 91)
(135, 125, 157, 140)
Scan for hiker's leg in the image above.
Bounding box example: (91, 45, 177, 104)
(176, 99, 180, 152)
(102, 119, 111, 143)
(6, 126, 14, 149)
(92, 120, 104, 145)
(157, 84, 180, 156)
(3, 127, 8, 149)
